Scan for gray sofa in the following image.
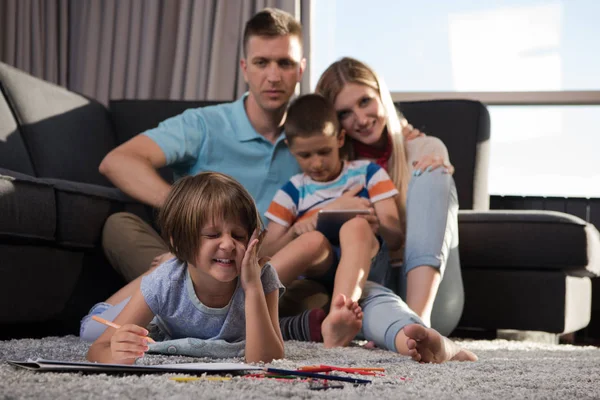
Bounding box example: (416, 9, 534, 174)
(1, 61, 599, 340)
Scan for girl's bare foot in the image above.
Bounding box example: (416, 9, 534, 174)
(404, 324, 478, 363)
(321, 294, 363, 348)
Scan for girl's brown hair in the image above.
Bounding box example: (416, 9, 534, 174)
(158, 172, 262, 264)
(315, 57, 410, 231)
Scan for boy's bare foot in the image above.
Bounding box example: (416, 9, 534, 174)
(404, 324, 478, 363)
(321, 294, 363, 348)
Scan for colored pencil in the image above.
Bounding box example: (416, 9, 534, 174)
(264, 367, 371, 384)
(91, 315, 155, 343)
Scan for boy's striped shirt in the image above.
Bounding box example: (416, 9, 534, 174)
(265, 160, 398, 227)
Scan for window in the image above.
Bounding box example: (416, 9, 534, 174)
(311, 0, 600, 197)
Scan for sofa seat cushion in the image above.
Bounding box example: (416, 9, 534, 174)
(0, 169, 56, 243)
(46, 178, 149, 248)
(458, 210, 600, 276)
(1, 169, 150, 248)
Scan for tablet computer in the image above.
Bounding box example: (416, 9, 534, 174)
(316, 209, 370, 245)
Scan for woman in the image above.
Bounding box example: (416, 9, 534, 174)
(314, 56, 462, 335)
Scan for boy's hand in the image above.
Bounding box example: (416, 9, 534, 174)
(238, 229, 263, 290)
(292, 216, 317, 237)
(358, 207, 379, 234)
(110, 324, 150, 362)
(323, 185, 370, 211)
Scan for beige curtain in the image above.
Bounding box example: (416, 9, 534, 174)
(0, 0, 69, 86)
(1, 0, 308, 105)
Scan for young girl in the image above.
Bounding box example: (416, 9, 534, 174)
(83, 172, 285, 364)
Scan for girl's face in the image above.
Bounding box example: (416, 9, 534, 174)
(192, 218, 249, 283)
(333, 82, 386, 147)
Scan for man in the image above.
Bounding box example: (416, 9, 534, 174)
(99, 8, 306, 282)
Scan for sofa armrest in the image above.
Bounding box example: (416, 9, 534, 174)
(0, 168, 151, 248)
(458, 210, 600, 277)
(0, 169, 56, 242)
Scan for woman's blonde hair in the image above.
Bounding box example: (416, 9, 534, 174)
(158, 172, 262, 264)
(315, 57, 410, 227)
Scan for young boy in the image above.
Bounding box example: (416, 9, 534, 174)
(261, 94, 404, 348)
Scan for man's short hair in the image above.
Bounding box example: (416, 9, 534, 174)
(243, 8, 302, 56)
(284, 94, 340, 143)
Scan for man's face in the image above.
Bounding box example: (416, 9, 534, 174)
(241, 35, 305, 112)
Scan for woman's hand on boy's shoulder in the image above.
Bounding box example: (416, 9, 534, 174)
(401, 119, 426, 141)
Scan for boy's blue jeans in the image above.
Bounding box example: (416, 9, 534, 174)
(358, 169, 459, 351)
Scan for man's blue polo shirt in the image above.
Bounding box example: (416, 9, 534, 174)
(143, 94, 300, 225)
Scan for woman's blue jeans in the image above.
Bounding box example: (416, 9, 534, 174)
(358, 168, 460, 351)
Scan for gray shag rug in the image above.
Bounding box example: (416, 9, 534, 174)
(1, 336, 599, 399)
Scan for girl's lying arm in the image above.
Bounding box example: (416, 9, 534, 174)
(86, 289, 155, 365)
(244, 288, 284, 363)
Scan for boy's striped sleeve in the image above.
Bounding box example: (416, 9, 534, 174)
(264, 180, 299, 227)
(366, 162, 399, 203)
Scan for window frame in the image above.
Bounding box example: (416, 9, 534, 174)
(390, 91, 600, 105)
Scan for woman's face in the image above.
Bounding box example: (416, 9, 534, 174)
(333, 82, 386, 146)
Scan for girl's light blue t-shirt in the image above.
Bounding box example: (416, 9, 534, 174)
(140, 258, 284, 342)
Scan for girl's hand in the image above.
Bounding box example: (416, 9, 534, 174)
(238, 229, 264, 290)
(110, 324, 150, 362)
(412, 154, 455, 176)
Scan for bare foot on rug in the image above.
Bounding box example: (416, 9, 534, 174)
(404, 324, 478, 363)
(321, 294, 363, 348)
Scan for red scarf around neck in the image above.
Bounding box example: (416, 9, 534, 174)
(352, 133, 392, 170)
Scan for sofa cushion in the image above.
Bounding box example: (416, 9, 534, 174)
(0, 168, 150, 248)
(0, 169, 56, 243)
(397, 100, 490, 211)
(459, 268, 591, 333)
(45, 178, 150, 248)
(109, 99, 222, 144)
(459, 210, 600, 275)
(0, 62, 117, 186)
(0, 87, 35, 175)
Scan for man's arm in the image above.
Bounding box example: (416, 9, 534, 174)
(99, 135, 171, 208)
